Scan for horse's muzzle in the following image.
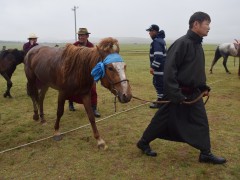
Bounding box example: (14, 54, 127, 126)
(118, 93, 132, 103)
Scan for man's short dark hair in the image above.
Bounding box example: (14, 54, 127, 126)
(189, 11, 211, 29)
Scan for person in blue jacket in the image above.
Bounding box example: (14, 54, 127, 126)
(146, 24, 167, 108)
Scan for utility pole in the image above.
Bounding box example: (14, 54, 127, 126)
(72, 6, 78, 41)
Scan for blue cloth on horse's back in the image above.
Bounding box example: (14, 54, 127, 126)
(91, 53, 123, 82)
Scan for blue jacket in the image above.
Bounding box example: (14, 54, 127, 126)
(149, 31, 167, 74)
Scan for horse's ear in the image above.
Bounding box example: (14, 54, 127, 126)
(113, 44, 120, 53)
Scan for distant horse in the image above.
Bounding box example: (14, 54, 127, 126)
(210, 40, 240, 74)
(0, 49, 25, 98)
(24, 37, 132, 149)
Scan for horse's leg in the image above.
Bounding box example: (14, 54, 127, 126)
(210, 59, 216, 74)
(25, 68, 40, 121)
(38, 86, 49, 125)
(1, 73, 12, 98)
(223, 56, 231, 74)
(238, 57, 240, 76)
(82, 93, 107, 150)
(26, 81, 40, 121)
(53, 92, 65, 141)
(210, 47, 222, 74)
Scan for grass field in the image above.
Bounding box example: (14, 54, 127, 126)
(0, 43, 239, 179)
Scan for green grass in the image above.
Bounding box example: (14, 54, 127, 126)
(0, 43, 240, 179)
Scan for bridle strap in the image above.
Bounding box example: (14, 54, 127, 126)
(103, 72, 129, 112)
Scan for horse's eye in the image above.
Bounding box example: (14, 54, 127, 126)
(108, 66, 114, 71)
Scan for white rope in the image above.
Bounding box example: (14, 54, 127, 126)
(0, 78, 231, 154)
(0, 102, 148, 154)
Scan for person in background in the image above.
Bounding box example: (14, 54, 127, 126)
(137, 12, 226, 164)
(146, 24, 167, 108)
(23, 33, 39, 53)
(69, 28, 101, 118)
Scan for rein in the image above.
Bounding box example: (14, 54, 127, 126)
(132, 91, 209, 105)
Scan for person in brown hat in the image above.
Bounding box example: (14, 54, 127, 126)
(68, 28, 101, 118)
(73, 28, 92, 46)
(23, 33, 39, 53)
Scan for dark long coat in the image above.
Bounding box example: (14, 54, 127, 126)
(142, 30, 211, 151)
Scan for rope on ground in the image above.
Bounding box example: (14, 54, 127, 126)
(0, 102, 148, 155)
(0, 78, 230, 155)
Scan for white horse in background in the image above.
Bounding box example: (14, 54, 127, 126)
(210, 39, 240, 74)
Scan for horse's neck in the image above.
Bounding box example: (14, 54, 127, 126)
(233, 43, 239, 50)
(89, 54, 102, 70)
(233, 43, 240, 56)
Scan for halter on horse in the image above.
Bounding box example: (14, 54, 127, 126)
(24, 37, 132, 149)
(0, 49, 25, 98)
(210, 39, 240, 74)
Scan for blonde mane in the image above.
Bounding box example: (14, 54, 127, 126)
(61, 37, 120, 85)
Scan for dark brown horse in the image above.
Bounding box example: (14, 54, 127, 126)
(0, 49, 25, 98)
(24, 37, 132, 149)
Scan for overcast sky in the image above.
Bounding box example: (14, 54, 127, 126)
(0, 0, 239, 43)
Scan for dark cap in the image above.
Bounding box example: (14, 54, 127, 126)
(146, 24, 159, 32)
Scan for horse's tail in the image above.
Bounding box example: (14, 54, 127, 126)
(210, 46, 222, 73)
(214, 46, 222, 60)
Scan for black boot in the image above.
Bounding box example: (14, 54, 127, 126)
(199, 151, 226, 164)
(92, 105, 101, 118)
(69, 101, 75, 111)
(137, 139, 157, 157)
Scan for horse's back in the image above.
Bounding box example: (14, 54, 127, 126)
(218, 43, 238, 56)
(0, 49, 24, 73)
(218, 43, 231, 52)
(24, 46, 64, 88)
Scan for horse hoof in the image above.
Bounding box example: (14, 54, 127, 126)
(33, 114, 39, 121)
(98, 143, 108, 150)
(227, 72, 231, 74)
(41, 120, 47, 125)
(53, 134, 63, 141)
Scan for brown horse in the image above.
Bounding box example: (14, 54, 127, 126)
(0, 49, 25, 98)
(24, 37, 132, 149)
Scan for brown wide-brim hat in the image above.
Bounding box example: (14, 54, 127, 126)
(28, 33, 38, 39)
(77, 28, 91, 35)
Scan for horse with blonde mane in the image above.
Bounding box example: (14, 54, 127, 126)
(24, 37, 132, 149)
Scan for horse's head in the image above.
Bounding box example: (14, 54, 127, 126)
(101, 61, 132, 103)
(92, 38, 132, 103)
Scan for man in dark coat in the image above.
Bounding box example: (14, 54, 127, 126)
(137, 12, 226, 164)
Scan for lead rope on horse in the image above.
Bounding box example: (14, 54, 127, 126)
(113, 90, 209, 112)
(132, 91, 209, 105)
